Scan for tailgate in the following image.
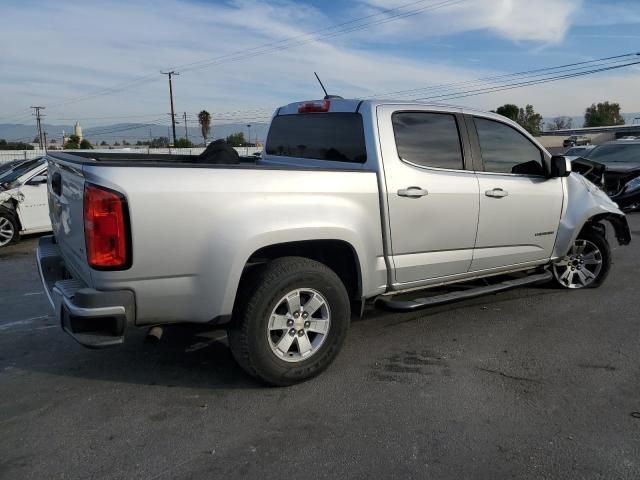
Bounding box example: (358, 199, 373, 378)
(47, 156, 93, 285)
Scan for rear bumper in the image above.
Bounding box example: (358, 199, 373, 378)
(36, 235, 135, 348)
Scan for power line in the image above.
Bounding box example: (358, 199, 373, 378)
(175, 0, 467, 74)
(367, 52, 640, 99)
(412, 59, 640, 102)
(12, 0, 464, 113)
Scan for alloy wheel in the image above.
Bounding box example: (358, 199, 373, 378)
(552, 239, 603, 289)
(267, 288, 331, 363)
(0, 216, 15, 247)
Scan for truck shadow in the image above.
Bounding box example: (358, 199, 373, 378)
(14, 324, 263, 390)
(15, 286, 562, 390)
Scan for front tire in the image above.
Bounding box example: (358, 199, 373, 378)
(0, 208, 19, 248)
(552, 229, 611, 289)
(228, 257, 351, 386)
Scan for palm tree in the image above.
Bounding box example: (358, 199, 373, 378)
(198, 110, 211, 146)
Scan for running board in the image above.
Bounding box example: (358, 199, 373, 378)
(377, 271, 553, 312)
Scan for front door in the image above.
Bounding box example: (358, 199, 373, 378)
(16, 168, 50, 231)
(378, 106, 480, 286)
(468, 115, 564, 271)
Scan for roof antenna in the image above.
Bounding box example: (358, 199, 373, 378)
(314, 72, 343, 100)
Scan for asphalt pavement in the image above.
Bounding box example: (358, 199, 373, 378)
(1, 217, 639, 479)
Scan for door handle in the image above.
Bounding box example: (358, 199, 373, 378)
(485, 188, 508, 198)
(398, 186, 428, 198)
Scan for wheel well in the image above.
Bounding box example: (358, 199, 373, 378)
(243, 240, 362, 300)
(0, 204, 21, 230)
(580, 213, 631, 246)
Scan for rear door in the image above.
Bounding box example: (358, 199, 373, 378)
(378, 106, 480, 286)
(467, 115, 564, 271)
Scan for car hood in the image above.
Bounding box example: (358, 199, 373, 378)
(596, 162, 640, 174)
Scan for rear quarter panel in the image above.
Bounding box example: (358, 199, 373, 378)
(82, 165, 386, 325)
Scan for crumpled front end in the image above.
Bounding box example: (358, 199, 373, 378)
(553, 173, 631, 258)
(0, 188, 24, 205)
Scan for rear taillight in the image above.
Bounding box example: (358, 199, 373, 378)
(298, 100, 330, 113)
(84, 183, 130, 269)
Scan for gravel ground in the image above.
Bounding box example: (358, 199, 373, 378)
(1, 216, 639, 479)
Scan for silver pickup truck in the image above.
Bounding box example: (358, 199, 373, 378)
(37, 98, 631, 385)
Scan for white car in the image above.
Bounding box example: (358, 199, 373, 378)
(0, 157, 51, 247)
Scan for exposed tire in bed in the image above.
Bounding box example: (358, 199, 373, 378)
(0, 207, 19, 248)
(228, 256, 351, 386)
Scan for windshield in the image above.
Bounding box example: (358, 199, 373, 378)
(585, 144, 640, 164)
(564, 146, 588, 156)
(0, 160, 24, 175)
(0, 158, 44, 186)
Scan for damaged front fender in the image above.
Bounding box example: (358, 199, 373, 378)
(0, 188, 25, 205)
(553, 173, 631, 258)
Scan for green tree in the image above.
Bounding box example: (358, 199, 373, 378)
(64, 134, 81, 149)
(198, 110, 211, 145)
(547, 116, 572, 131)
(495, 104, 520, 122)
(517, 104, 543, 136)
(225, 132, 246, 147)
(100, 140, 108, 146)
(150, 137, 169, 148)
(174, 137, 193, 148)
(0, 139, 34, 150)
(584, 101, 625, 127)
(80, 139, 93, 149)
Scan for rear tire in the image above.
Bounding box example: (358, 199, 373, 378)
(552, 229, 611, 289)
(228, 257, 351, 386)
(0, 207, 19, 248)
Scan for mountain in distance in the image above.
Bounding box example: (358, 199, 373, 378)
(0, 122, 270, 145)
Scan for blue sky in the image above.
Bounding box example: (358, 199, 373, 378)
(1, 0, 639, 127)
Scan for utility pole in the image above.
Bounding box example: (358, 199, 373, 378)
(160, 71, 179, 145)
(246, 124, 251, 155)
(183, 112, 189, 141)
(31, 106, 45, 150)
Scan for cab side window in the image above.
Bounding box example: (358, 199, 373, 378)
(474, 117, 545, 176)
(392, 112, 464, 170)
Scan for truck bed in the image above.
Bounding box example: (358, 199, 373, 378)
(45, 151, 387, 327)
(48, 151, 259, 167)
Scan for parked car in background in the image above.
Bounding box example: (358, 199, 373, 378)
(574, 140, 640, 211)
(563, 135, 591, 148)
(0, 157, 51, 247)
(38, 99, 630, 385)
(0, 160, 25, 176)
(564, 144, 596, 159)
(0, 158, 38, 180)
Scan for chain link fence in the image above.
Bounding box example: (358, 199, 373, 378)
(0, 147, 262, 165)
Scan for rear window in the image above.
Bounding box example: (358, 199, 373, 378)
(265, 113, 367, 163)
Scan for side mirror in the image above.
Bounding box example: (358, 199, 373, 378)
(549, 155, 571, 178)
(27, 175, 47, 185)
